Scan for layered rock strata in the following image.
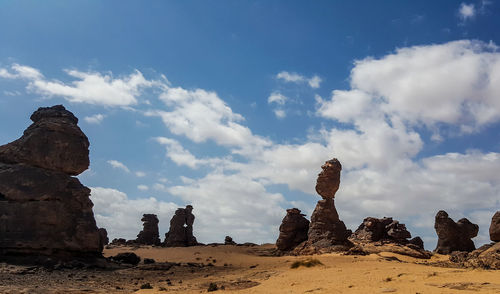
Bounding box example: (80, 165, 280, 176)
(136, 214, 161, 245)
(0, 105, 103, 261)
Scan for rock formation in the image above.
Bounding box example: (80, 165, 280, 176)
(276, 208, 310, 251)
(164, 205, 198, 247)
(136, 214, 161, 245)
(0, 105, 104, 262)
(224, 236, 237, 245)
(352, 217, 413, 244)
(490, 211, 500, 242)
(434, 210, 478, 254)
(99, 228, 109, 249)
(294, 159, 351, 254)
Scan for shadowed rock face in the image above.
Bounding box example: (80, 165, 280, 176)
(0, 105, 89, 176)
(0, 105, 102, 260)
(136, 214, 161, 245)
(164, 205, 198, 247)
(490, 211, 500, 242)
(315, 159, 342, 199)
(434, 210, 478, 254)
(351, 217, 421, 249)
(276, 208, 310, 251)
(224, 236, 236, 245)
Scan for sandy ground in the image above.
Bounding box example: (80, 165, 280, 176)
(1, 244, 500, 294)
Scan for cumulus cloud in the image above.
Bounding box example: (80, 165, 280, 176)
(135, 171, 147, 177)
(268, 92, 288, 119)
(107, 160, 130, 173)
(0, 64, 157, 106)
(276, 71, 322, 89)
(145, 87, 271, 150)
(83, 114, 105, 124)
(90, 187, 178, 240)
(459, 3, 475, 20)
(137, 185, 149, 191)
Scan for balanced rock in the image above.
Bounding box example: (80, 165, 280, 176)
(294, 159, 351, 253)
(0, 105, 89, 176)
(434, 210, 478, 254)
(276, 208, 310, 251)
(0, 105, 102, 261)
(490, 211, 500, 242)
(136, 214, 161, 245)
(164, 205, 198, 247)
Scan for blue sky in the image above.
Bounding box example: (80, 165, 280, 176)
(1, 1, 500, 249)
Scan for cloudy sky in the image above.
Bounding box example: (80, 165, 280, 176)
(1, 1, 500, 249)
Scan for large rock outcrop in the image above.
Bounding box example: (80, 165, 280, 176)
(351, 217, 414, 244)
(0, 105, 103, 261)
(434, 210, 478, 254)
(490, 211, 500, 242)
(294, 159, 351, 254)
(276, 208, 310, 251)
(136, 214, 161, 245)
(164, 205, 198, 247)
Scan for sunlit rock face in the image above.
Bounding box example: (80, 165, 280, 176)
(0, 105, 103, 260)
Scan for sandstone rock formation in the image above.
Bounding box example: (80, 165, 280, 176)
(164, 205, 198, 247)
(224, 236, 237, 245)
(136, 214, 161, 245)
(0, 105, 103, 262)
(352, 217, 413, 244)
(434, 210, 478, 254)
(490, 211, 500, 242)
(99, 228, 109, 250)
(450, 242, 500, 269)
(276, 208, 310, 251)
(294, 159, 351, 254)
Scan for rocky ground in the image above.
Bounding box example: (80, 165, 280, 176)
(1, 244, 500, 294)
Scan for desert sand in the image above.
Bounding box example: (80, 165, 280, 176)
(1, 244, 500, 294)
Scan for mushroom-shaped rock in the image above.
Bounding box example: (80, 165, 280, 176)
(0, 105, 89, 176)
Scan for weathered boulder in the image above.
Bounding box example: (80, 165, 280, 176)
(224, 236, 237, 245)
(164, 205, 198, 247)
(136, 214, 161, 245)
(110, 252, 141, 265)
(276, 208, 310, 251)
(408, 236, 424, 249)
(0, 105, 102, 261)
(450, 242, 500, 269)
(490, 211, 500, 242)
(0, 105, 89, 176)
(315, 159, 342, 199)
(434, 210, 478, 254)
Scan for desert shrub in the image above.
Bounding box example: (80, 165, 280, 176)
(140, 283, 153, 289)
(207, 282, 218, 291)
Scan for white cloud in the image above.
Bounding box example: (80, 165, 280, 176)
(276, 71, 322, 89)
(137, 185, 149, 191)
(90, 187, 178, 240)
(146, 87, 271, 150)
(267, 92, 287, 105)
(0, 64, 158, 106)
(273, 109, 286, 119)
(135, 171, 146, 177)
(83, 114, 105, 124)
(107, 160, 130, 173)
(459, 3, 475, 20)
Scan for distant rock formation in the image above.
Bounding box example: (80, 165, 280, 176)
(294, 159, 351, 254)
(0, 105, 104, 262)
(224, 236, 236, 245)
(136, 214, 161, 245)
(434, 210, 478, 254)
(276, 208, 310, 251)
(164, 205, 198, 247)
(490, 211, 500, 242)
(351, 217, 415, 245)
